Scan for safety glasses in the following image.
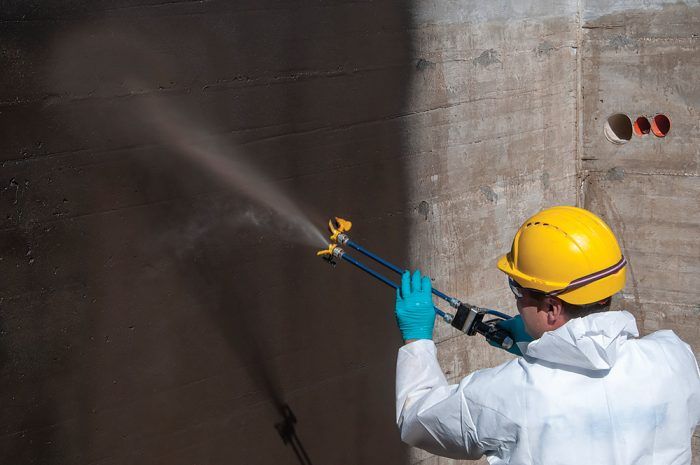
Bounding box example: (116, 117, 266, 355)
(508, 277, 547, 299)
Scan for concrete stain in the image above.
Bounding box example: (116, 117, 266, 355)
(536, 41, 556, 55)
(472, 49, 501, 67)
(479, 185, 498, 203)
(416, 58, 436, 71)
(606, 167, 625, 181)
(417, 200, 431, 220)
(541, 171, 550, 189)
(609, 34, 636, 49)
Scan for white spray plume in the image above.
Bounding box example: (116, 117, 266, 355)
(144, 96, 327, 248)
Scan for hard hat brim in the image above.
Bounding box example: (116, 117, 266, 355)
(497, 253, 626, 305)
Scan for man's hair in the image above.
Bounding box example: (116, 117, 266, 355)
(561, 296, 612, 319)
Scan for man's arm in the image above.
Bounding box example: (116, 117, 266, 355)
(394, 270, 482, 458)
(396, 339, 486, 460)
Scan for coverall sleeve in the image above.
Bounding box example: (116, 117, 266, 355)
(395, 340, 487, 460)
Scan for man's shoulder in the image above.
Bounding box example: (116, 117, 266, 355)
(635, 329, 698, 369)
(641, 328, 687, 344)
(458, 358, 527, 400)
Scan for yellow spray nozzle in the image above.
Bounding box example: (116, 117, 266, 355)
(317, 243, 341, 266)
(328, 217, 352, 242)
(316, 243, 337, 257)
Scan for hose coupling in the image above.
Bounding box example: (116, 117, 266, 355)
(316, 244, 345, 266)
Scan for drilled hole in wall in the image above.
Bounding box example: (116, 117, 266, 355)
(651, 114, 671, 137)
(633, 116, 651, 136)
(604, 113, 632, 144)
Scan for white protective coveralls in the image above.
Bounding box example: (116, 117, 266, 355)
(396, 311, 700, 464)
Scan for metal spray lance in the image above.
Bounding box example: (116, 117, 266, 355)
(316, 217, 514, 350)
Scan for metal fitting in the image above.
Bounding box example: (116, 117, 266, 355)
(336, 233, 349, 245)
(332, 246, 345, 259)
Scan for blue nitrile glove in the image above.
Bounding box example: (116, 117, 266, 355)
(395, 270, 435, 341)
(488, 314, 534, 356)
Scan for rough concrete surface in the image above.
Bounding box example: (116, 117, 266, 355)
(0, 1, 698, 464)
(1, 1, 414, 464)
(404, 3, 578, 464)
(404, 1, 699, 464)
(580, 4, 700, 462)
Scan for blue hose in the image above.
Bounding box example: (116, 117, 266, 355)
(340, 253, 447, 318)
(483, 309, 512, 320)
(345, 239, 458, 307)
(341, 252, 397, 290)
(346, 239, 402, 274)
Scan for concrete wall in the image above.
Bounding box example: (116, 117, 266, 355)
(406, 1, 699, 464)
(1, 2, 415, 464)
(0, 1, 697, 464)
(580, 3, 700, 462)
(405, 3, 578, 464)
(580, 1, 699, 349)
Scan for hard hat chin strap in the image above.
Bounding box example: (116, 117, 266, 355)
(549, 256, 627, 297)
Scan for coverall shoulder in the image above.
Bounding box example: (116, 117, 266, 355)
(396, 311, 700, 465)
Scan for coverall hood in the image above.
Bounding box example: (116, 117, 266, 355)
(524, 311, 640, 371)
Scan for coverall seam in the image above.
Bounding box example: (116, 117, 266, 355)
(459, 389, 482, 458)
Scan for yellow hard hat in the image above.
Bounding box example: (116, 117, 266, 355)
(497, 206, 626, 305)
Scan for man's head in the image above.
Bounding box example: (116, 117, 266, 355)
(507, 277, 612, 338)
(498, 206, 625, 338)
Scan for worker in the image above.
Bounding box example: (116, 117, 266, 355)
(395, 206, 700, 464)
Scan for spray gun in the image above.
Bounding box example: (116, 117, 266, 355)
(317, 218, 514, 350)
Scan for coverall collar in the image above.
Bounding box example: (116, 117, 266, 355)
(523, 311, 640, 372)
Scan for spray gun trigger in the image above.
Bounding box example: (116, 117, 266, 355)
(316, 244, 339, 266)
(316, 243, 336, 256)
(328, 217, 352, 242)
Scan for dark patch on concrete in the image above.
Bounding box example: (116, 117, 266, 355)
(609, 34, 636, 49)
(582, 23, 624, 30)
(536, 41, 556, 55)
(479, 185, 498, 203)
(606, 166, 625, 181)
(417, 200, 431, 220)
(541, 171, 550, 189)
(416, 58, 436, 71)
(472, 49, 501, 67)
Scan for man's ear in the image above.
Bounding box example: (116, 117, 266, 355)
(544, 297, 566, 325)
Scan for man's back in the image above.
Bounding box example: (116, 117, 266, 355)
(396, 311, 700, 464)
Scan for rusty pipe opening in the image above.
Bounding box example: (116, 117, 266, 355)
(633, 116, 651, 136)
(651, 114, 671, 138)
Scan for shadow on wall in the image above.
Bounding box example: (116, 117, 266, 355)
(0, 2, 414, 464)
